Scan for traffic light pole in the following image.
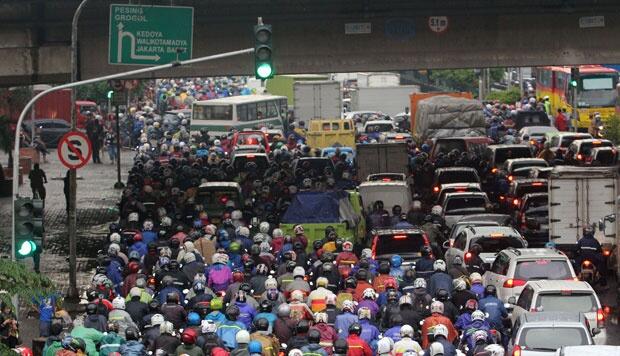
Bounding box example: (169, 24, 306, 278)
(114, 101, 124, 189)
(11, 48, 254, 295)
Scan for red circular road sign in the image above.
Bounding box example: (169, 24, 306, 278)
(57, 131, 92, 169)
(428, 16, 449, 34)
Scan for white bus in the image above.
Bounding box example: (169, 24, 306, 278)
(190, 94, 288, 136)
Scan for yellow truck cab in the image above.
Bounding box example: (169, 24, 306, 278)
(306, 119, 356, 149)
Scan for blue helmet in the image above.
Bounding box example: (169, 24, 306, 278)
(193, 219, 203, 229)
(421, 143, 430, 153)
(249, 341, 262, 354)
(218, 229, 229, 240)
(187, 312, 201, 326)
(391, 255, 402, 268)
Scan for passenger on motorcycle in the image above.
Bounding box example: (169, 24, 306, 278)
(576, 225, 607, 286)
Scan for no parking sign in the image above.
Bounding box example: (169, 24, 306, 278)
(57, 131, 92, 169)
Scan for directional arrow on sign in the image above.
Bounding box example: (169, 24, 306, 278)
(116, 22, 160, 63)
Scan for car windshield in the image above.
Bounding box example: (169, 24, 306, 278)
(512, 161, 548, 171)
(197, 188, 240, 207)
(516, 183, 547, 197)
(472, 236, 525, 252)
(434, 139, 467, 155)
(298, 159, 333, 175)
(438, 171, 479, 184)
(578, 141, 613, 154)
(365, 123, 394, 133)
(376, 233, 425, 256)
(514, 260, 572, 280)
(232, 155, 269, 172)
(519, 327, 588, 350)
(560, 135, 591, 148)
(535, 293, 598, 313)
(445, 197, 487, 214)
(525, 196, 548, 209)
(494, 147, 532, 165)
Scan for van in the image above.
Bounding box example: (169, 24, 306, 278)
(430, 137, 493, 160)
(306, 119, 356, 149)
(358, 180, 413, 215)
(197, 182, 243, 224)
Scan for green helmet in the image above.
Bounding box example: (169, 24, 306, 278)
(229, 241, 241, 253)
(210, 297, 223, 310)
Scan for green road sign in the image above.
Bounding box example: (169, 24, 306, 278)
(109, 4, 193, 65)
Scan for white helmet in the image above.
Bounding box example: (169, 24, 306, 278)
(128, 212, 139, 222)
(473, 329, 489, 342)
(160, 216, 172, 227)
(201, 319, 217, 334)
(429, 342, 445, 356)
(484, 344, 505, 356)
(236, 330, 250, 344)
(431, 205, 443, 216)
(177, 112, 185, 119)
(433, 324, 449, 338)
(253, 233, 266, 244)
(160, 321, 174, 335)
(400, 324, 414, 338)
(293, 266, 305, 278)
(377, 337, 394, 355)
(413, 278, 427, 289)
(362, 288, 376, 300)
(342, 241, 353, 252)
(470, 272, 483, 284)
(236, 226, 250, 238)
(453, 278, 467, 291)
(314, 312, 328, 324)
(109, 233, 121, 244)
(294, 225, 304, 235)
(143, 220, 154, 231)
(361, 248, 372, 259)
(264, 277, 278, 290)
(471, 310, 485, 321)
(433, 259, 446, 272)
(213, 139, 221, 146)
(272, 228, 284, 238)
(112, 296, 126, 310)
(231, 210, 243, 220)
(430, 301, 444, 314)
(259, 222, 270, 234)
(150, 314, 165, 326)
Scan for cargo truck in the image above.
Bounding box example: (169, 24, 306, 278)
(349, 85, 420, 117)
(293, 81, 342, 125)
(355, 143, 409, 182)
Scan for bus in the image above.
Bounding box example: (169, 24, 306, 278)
(536, 65, 618, 131)
(190, 94, 288, 136)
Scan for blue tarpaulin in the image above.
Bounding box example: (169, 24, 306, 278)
(281, 191, 347, 224)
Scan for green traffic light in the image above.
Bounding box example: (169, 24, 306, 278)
(17, 240, 36, 257)
(256, 63, 273, 79)
(107, 90, 114, 99)
(570, 80, 578, 87)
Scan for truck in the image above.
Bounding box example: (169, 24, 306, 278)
(293, 81, 342, 125)
(349, 85, 420, 117)
(355, 143, 409, 183)
(357, 72, 400, 87)
(265, 74, 330, 105)
(548, 166, 617, 264)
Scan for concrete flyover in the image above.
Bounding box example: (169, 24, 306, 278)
(1, 0, 620, 86)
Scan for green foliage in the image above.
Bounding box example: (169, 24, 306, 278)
(429, 69, 478, 93)
(0, 343, 19, 356)
(603, 115, 620, 144)
(0, 115, 11, 156)
(75, 82, 112, 104)
(0, 259, 55, 310)
(486, 87, 522, 105)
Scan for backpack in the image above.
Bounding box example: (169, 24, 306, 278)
(412, 293, 432, 313)
(210, 265, 230, 286)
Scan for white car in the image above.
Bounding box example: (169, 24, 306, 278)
(441, 192, 491, 228)
(444, 225, 526, 267)
(517, 126, 558, 145)
(483, 248, 576, 303)
(509, 280, 607, 345)
(555, 345, 620, 356)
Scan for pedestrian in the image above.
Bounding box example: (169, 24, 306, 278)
(555, 108, 568, 131)
(29, 163, 47, 200)
(104, 128, 117, 164)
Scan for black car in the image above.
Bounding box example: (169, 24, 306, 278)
(22, 119, 72, 148)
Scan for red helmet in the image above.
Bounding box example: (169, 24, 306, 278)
(14, 347, 34, 356)
(133, 232, 143, 241)
(181, 328, 197, 344)
(232, 270, 245, 283)
(384, 277, 397, 290)
(128, 262, 140, 274)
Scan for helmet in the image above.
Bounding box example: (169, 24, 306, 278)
(210, 298, 223, 310)
(433, 324, 449, 338)
(421, 246, 433, 257)
(470, 272, 483, 284)
(236, 329, 250, 344)
(453, 278, 467, 291)
(583, 225, 594, 236)
(357, 307, 371, 320)
(314, 312, 328, 323)
(362, 288, 376, 300)
(264, 276, 278, 290)
(387, 290, 399, 302)
(484, 285, 497, 297)
(400, 324, 414, 338)
(334, 339, 349, 354)
(293, 225, 304, 235)
(125, 326, 140, 341)
(272, 228, 284, 238)
(187, 312, 201, 326)
(233, 270, 245, 283)
(384, 278, 397, 290)
(293, 266, 305, 278)
(399, 294, 412, 306)
(430, 300, 444, 314)
(150, 314, 164, 326)
(109, 232, 121, 244)
(128, 212, 139, 222)
(291, 290, 305, 302)
(249, 341, 262, 354)
(436, 289, 450, 302)
(296, 319, 310, 334)
(465, 299, 479, 311)
(391, 255, 402, 268)
(433, 259, 446, 272)
(255, 317, 269, 331)
(484, 344, 506, 356)
(214, 139, 221, 146)
(13, 347, 33, 356)
(348, 322, 362, 335)
(259, 221, 270, 234)
(226, 305, 240, 320)
(472, 310, 486, 321)
(259, 300, 272, 313)
(344, 277, 357, 289)
(63, 337, 86, 352)
(112, 297, 125, 310)
(201, 319, 217, 334)
(429, 342, 444, 356)
(277, 303, 290, 317)
(166, 292, 179, 304)
(342, 300, 355, 312)
(473, 329, 489, 342)
(143, 220, 154, 231)
(356, 268, 369, 281)
(316, 277, 329, 288)
(308, 329, 321, 344)
(431, 205, 443, 215)
(378, 261, 391, 274)
(413, 278, 427, 289)
(237, 226, 250, 238)
(377, 337, 393, 355)
(160, 321, 174, 335)
(342, 240, 353, 252)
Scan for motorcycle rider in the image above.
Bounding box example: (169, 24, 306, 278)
(478, 285, 508, 347)
(576, 225, 607, 286)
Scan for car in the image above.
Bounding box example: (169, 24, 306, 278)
(585, 146, 617, 166)
(231, 130, 271, 153)
(502, 178, 548, 212)
(435, 183, 482, 205)
(291, 157, 335, 179)
(444, 225, 527, 267)
(345, 111, 389, 131)
(483, 248, 576, 303)
(366, 173, 406, 182)
(370, 228, 430, 267)
(516, 193, 549, 247)
(383, 131, 412, 143)
(230, 152, 270, 175)
(430, 137, 493, 160)
(555, 345, 620, 356)
(197, 182, 243, 223)
(502, 158, 549, 183)
(321, 146, 355, 166)
(528, 167, 553, 179)
(485, 144, 533, 176)
(441, 192, 491, 228)
(517, 125, 558, 149)
(509, 280, 606, 344)
(362, 120, 398, 141)
(446, 214, 514, 242)
(22, 119, 72, 148)
(568, 138, 614, 164)
(263, 128, 285, 143)
(509, 312, 595, 356)
(358, 180, 412, 216)
(432, 167, 481, 197)
(545, 132, 592, 154)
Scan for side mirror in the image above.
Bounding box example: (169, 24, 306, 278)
(522, 135, 530, 141)
(507, 296, 517, 305)
(598, 220, 605, 232)
(591, 327, 601, 336)
(443, 240, 451, 249)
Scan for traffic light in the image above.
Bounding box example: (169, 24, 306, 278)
(107, 90, 114, 99)
(14, 197, 43, 258)
(570, 67, 580, 88)
(254, 24, 274, 80)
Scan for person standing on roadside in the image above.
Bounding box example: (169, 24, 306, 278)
(29, 163, 47, 201)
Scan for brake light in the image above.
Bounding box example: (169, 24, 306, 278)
(393, 235, 407, 240)
(491, 168, 498, 174)
(499, 195, 505, 200)
(464, 252, 472, 262)
(490, 233, 504, 237)
(395, 135, 404, 139)
(246, 154, 255, 158)
(583, 260, 592, 267)
(433, 186, 440, 193)
(597, 308, 605, 328)
(577, 154, 583, 160)
(422, 233, 430, 247)
(603, 249, 611, 257)
(513, 198, 520, 206)
(603, 306, 611, 314)
(382, 178, 392, 182)
(220, 196, 229, 204)
(455, 188, 466, 192)
(508, 175, 514, 182)
(512, 344, 521, 356)
(532, 182, 543, 186)
(593, 140, 602, 145)
(529, 140, 536, 145)
(503, 278, 526, 288)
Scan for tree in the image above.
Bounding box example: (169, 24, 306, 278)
(486, 88, 521, 105)
(0, 258, 55, 310)
(429, 69, 478, 93)
(603, 115, 620, 144)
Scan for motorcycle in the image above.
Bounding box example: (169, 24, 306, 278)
(579, 259, 600, 285)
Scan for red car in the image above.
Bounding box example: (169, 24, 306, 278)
(231, 130, 271, 153)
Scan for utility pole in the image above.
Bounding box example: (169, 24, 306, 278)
(67, 0, 91, 300)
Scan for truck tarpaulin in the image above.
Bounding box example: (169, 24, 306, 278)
(413, 95, 486, 140)
(281, 191, 357, 225)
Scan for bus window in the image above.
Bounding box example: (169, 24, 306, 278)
(266, 101, 279, 118)
(322, 123, 331, 131)
(195, 105, 232, 120)
(247, 104, 257, 121)
(582, 77, 614, 90)
(257, 102, 267, 120)
(333, 122, 340, 130)
(539, 69, 552, 87)
(238, 104, 248, 122)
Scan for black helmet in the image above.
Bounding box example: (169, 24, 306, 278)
(470, 243, 483, 255)
(286, 261, 297, 272)
(378, 261, 391, 274)
(436, 289, 450, 302)
(404, 268, 416, 282)
(308, 329, 321, 344)
(240, 283, 252, 295)
(421, 246, 433, 257)
(334, 338, 349, 353)
(322, 262, 334, 274)
(313, 240, 324, 251)
(254, 317, 270, 331)
(356, 268, 368, 281)
(321, 252, 335, 263)
(259, 300, 272, 313)
(166, 292, 179, 304)
(484, 285, 497, 297)
(168, 260, 180, 270)
(348, 322, 362, 336)
(226, 305, 240, 320)
(296, 319, 310, 335)
(358, 258, 370, 270)
(148, 299, 160, 312)
(125, 326, 140, 341)
(345, 277, 357, 289)
(283, 251, 295, 262)
(387, 289, 399, 301)
(390, 314, 403, 327)
(243, 260, 255, 272)
(86, 303, 98, 315)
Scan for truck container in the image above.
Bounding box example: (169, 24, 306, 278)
(357, 72, 400, 87)
(265, 74, 330, 106)
(548, 166, 617, 255)
(292, 81, 342, 125)
(355, 143, 409, 182)
(349, 85, 420, 117)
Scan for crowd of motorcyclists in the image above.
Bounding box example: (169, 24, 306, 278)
(15, 88, 606, 356)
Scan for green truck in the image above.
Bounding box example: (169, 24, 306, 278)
(279, 190, 366, 251)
